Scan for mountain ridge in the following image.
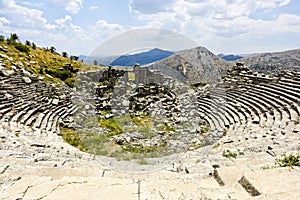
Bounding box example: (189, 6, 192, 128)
(146, 46, 233, 84)
(110, 48, 174, 66)
(240, 49, 300, 73)
(218, 53, 244, 61)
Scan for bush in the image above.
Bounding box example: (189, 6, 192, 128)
(275, 153, 300, 167)
(222, 150, 237, 158)
(0, 35, 4, 41)
(46, 69, 71, 81)
(65, 77, 75, 87)
(14, 43, 29, 53)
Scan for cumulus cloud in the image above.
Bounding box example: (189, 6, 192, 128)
(276, 14, 300, 32)
(51, 0, 83, 14)
(0, 0, 54, 30)
(65, 0, 82, 14)
(92, 20, 124, 39)
(130, 0, 298, 39)
(55, 15, 73, 28)
(128, 0, 300, 53)
(130, 0, 292, 19)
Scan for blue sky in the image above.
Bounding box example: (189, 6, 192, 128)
(0, 0, 299, 56)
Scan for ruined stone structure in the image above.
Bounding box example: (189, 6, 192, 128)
(134, 64, 164, 85)
(1, 51, 300, 199)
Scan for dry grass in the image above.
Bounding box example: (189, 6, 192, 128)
(0, 40, 96, 82)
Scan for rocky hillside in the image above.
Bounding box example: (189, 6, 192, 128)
(146, 46, 233, 85)
(240, 49, 300, 73)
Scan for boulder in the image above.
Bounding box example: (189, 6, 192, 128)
(22, 76, 32, 84)
(52, 99, 59, 105)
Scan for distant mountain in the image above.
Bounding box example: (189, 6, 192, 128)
(78, 55, 117, 66)
(240, 49, 300, 73)
(218, 54, 243, 61)
(110, 48, 174, 66)
(146, 46, 233, 84)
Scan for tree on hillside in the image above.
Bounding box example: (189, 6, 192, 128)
(62, 51, 68, 58)
(93, 60, 98, 66)
(9, 33, 19, 43)
(0, 35, 4, 41)
(32, 43, 36, 49)
(25, 40, 31, 46)
(70, 55, 79, 61)
(50, 46, 56, 53)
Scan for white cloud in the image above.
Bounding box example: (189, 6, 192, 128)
(130, 0, 292, 19)
(0, 0, 125, 55)
(0, 0, 54, 30)
(127, 0, 300, 54)
(276, 14, 300, 33)
(65, 0, 82, 14)
(0, 17, 10, 26)
(129, 0, 176, 14)
(95, 20, 124, 33)
(55, 15, 73, 29)
(129, 0, 298, 41)
(90, 6, 99, 10)
(20, 1, 45, 8)
(51, 0, 83, 14)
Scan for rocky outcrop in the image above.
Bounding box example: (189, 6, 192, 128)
(146, 46, 233, 85)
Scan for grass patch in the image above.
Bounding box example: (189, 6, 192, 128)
(222, 150, 237, 158)
(60, 128, 86, 151)
(137, 158, 150, 165)
(99, 117, 123, 136)
(213, 143, 220, 148)
(161, 124, 175, 132)
(65, 77, 75, 87)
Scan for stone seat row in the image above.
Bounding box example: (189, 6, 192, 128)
(196, 74, 300, 135)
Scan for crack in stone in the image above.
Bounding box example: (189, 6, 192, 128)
(20, 185, 32, 200)
(0, 165, 9, 174)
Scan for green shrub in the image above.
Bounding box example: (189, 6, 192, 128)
(222, 150, 237, 158)
(45, 69, 71, 81)
(65, 77, 75, 87)
(56, 69, 71, 81)
(275, 153, 300, 167)
(14, 43, 29, 53)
